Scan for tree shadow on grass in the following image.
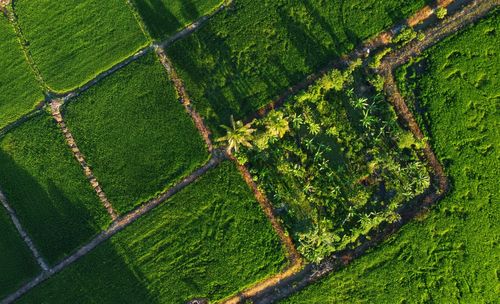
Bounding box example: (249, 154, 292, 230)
(132, 0, 182, 39)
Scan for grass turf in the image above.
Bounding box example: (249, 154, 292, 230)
(17, 161, 287, 303)
(13, 0, 149, 92)
(63, 53, 209, 214)
(0, 114, 110, 265)
(281, 12, 499, 303)
(0, 15, 43, 129)
(166, 0, 427, 134)
(0, 209, 39, 299)
(131, 0, 223, 40)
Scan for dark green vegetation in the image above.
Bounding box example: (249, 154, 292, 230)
(0, 15, 43, 129)
(167, 0, 427, 133)
(64, 53, 208, 214)
(131, 0, 222, 40)
(0, 114, 109, 265)
(0, 209, 39, 299)
(18, 161, 286, 303)
(282, 12, 499, 303)
(14, 0, 148, 92)
(234, 63, 430, 263)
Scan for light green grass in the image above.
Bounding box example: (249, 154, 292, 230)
(64, 53, 209, 214)
(0, 15, 43, 129)
(282, 12, 499, 304)
(14, 0, 149, 92)
(131, 0, 223, 40)
(18, 161, 287, 303)
(0, 114, 110, 265)
(0, 209, 39, 299)
(167, 0, 427, 134)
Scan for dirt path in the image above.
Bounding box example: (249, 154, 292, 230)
(224, 0, 498, 303)
(0, 189, 49, 272)
(50, 100, 118, 221)
(156, 48, 214, 152)
(1, 152, 225, 304)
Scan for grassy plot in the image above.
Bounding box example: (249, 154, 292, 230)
(0, 15, 43, 129)
(64, 53, 208, 214)
(236, 64, 430, 263)
(14, 0, 148, 92)
(0, 209, 39, 299)
(131, 0, 223, 40)
(282, 12, 499, 303)
(0, 114, 109, 265)
(167, 0, 426, 134)
(18, 161, 287, 303)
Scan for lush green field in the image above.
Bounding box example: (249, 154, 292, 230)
(14, 0, 148, 92)
(167, 0, 426, 133)
(64, 53, 208, 214)
(0, 15, 43, 129)
(131, 0, 222, 40)
(18, 161, 286, 303)
(0, 209, 39, 299)
(0, 114, 109, 265)
(235, 63, 429, 262)
(282, 13, 499, 303)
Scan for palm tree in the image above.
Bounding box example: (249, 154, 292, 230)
(265, 111, 289, 138)
(217, 115, 255, 153)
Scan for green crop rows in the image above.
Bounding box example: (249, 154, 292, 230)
(0, 15, 43, 129)
(17, 162, 286, 303)
(0, 209, 38, 299)
(14, 0, 148, 92)
(63, 53, 209, 214)
(167, 0, 426, 134)
(0, 114, 109, 265)
(131, 0, 223, 40)
(282, 11, 499, 303)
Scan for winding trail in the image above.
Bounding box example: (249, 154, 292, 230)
(1, 152, 225, 304)
(0, 189, 49, 272)
(50, 100, 118, 221)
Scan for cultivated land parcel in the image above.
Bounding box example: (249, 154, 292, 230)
(0, 0, 498, 303)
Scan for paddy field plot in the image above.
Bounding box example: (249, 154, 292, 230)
(17, 161, 287, 303)
(63, 53, 209, 214)
(131, 0, 223, 40)
(0, 114, 109, 265)
(13, 0, 149, 92)
(0, 209, 39, 299)
(283, 12, 499, 303)
(0, 15, 43, 129)
(167, 0, 427, 134)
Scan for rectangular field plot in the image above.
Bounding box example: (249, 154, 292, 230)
(0, 209, 39, 299)
(238, 65, 430, 263)
(14, 0, 149, 92)
(283, 12, 500, 303)
(0, 16, 43, 129)
(0, 114, 109, 265)
(167, 0, 427, 134)
(17, 161, 287, 303)
(131, 0, 223, 40)
(63, 53, 209, 214)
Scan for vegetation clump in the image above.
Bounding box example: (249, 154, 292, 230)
(221, 63, 430, 263)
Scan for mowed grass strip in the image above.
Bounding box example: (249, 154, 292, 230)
(18, 161, 287, 303)
(0, 16, 43, 129)
(63, 53, 209, 214)
(0, 209, 39, 299)
(0, 114, 110, 265)
(282, 13, 500, 303)
(167, 0, 426, 134)
(131, 0, 223, 40)
(14, 0, 149, 92)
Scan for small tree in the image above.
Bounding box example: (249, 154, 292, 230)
(217, 115, 255, 153)
(436, 7, 447, 19)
